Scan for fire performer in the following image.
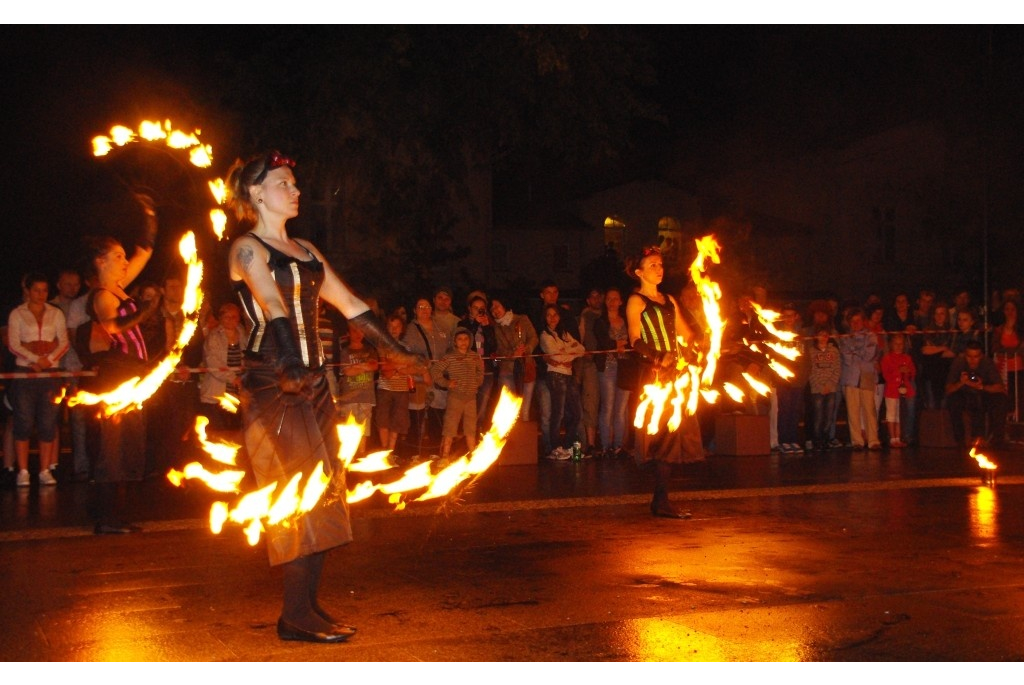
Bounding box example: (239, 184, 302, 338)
(226, 150, 422, 644)
(79, 194, 160, 534)
(625, 246, 705, 519)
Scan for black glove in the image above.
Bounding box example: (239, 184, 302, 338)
(134, 193, 158, 250)
(114, 295, 159, 332)
(349, 311, 426, 369)
(266, 317, 308, 394)
(632, 338, 675, 368)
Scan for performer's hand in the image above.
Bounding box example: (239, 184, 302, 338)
(278, 362, 309, 395)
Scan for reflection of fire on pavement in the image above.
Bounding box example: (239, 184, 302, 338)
(169, 388, 523, 546)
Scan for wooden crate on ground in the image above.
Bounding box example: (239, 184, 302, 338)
(715, 413, 770, 456)
(499, 419, 539, 465)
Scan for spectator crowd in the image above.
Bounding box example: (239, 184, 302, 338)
(3, 267, 1022, 488)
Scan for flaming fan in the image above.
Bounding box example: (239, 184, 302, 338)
(170, 389, 523, 546)
(633, 235, 800, 435)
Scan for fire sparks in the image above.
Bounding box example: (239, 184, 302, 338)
(173, 388, 523, 546)
(632, 235, 800, 434)
(68, 232, 203, 416)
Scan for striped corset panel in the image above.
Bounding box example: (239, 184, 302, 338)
(233, 234, 326, 369)
(637, 293, 676, 353)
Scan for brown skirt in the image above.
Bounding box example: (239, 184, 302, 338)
(634, 362, 705, 465)
(240, 361, 352, 566)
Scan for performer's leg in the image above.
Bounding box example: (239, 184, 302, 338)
(307, 551, 357, 632)
(281, 555, 334, 634)
(650, 459, 691, 519)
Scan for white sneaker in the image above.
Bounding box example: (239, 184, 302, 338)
(39, 470, 57, 486)
(16, 469, 30, 487)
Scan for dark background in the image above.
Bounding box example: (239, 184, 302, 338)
(2, 25, 1021, 310)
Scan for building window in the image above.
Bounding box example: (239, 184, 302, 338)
(603, 216, 626, 253)
(553, 244, 569, 272)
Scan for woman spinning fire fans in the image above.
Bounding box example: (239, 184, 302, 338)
(227, 151, 421, 644)
(625, 246, 705, 519)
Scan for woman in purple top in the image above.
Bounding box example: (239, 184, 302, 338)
(81, 195, 159, 534)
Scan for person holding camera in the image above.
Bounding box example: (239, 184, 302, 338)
(944, 340, 1008, 448)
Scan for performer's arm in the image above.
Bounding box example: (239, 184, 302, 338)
(294, 239, 370, 319)
(229, 236, 288, 320)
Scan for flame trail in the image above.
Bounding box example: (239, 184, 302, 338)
(68, 232, 203, 416)
(172, 389, 523, 546)
(92, 119, 227, 239)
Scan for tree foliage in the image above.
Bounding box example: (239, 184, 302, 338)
(205, 26, 662, 304)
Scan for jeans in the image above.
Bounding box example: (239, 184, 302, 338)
(546, 372, 581, 451)
(776, 384, 804, 445)
(598, 368, 631, 450)
(536, 378, 552, 453)
(811, 392, 836, 446)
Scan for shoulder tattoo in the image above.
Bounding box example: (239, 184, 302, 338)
(237, 246, 255, 270)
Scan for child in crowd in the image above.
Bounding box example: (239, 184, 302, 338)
(430, 328, 484, 461)
(880, 332, 916, 448)
(376, 315, 416, 453)
(807, 326, 841, 451)
(336, 325, 378, 457)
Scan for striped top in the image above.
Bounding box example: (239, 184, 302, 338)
(635, 292, 677, 354)
(88, 289, 148, 361)
(430, 351, 484, 400)
(233, 233, 325, 368)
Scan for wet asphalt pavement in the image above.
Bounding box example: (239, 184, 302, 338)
(2, 441, 1024, 662)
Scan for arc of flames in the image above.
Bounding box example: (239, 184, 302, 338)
(67, 232, 203, 416)
(172, 389, 523, 546)
(92, 119, 228, 240)
(632, 235, 801, 433)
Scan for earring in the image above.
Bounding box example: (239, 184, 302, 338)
(257, 198, 263, 204)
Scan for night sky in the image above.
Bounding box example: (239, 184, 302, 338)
(3, 25, 1022, 302)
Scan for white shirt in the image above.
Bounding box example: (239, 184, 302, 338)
(7, 303, 69, 368)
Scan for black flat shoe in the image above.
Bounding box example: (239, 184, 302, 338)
(277, 618, 353, 643)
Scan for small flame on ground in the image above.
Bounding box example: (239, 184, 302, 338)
(969, 446, 998, 471)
